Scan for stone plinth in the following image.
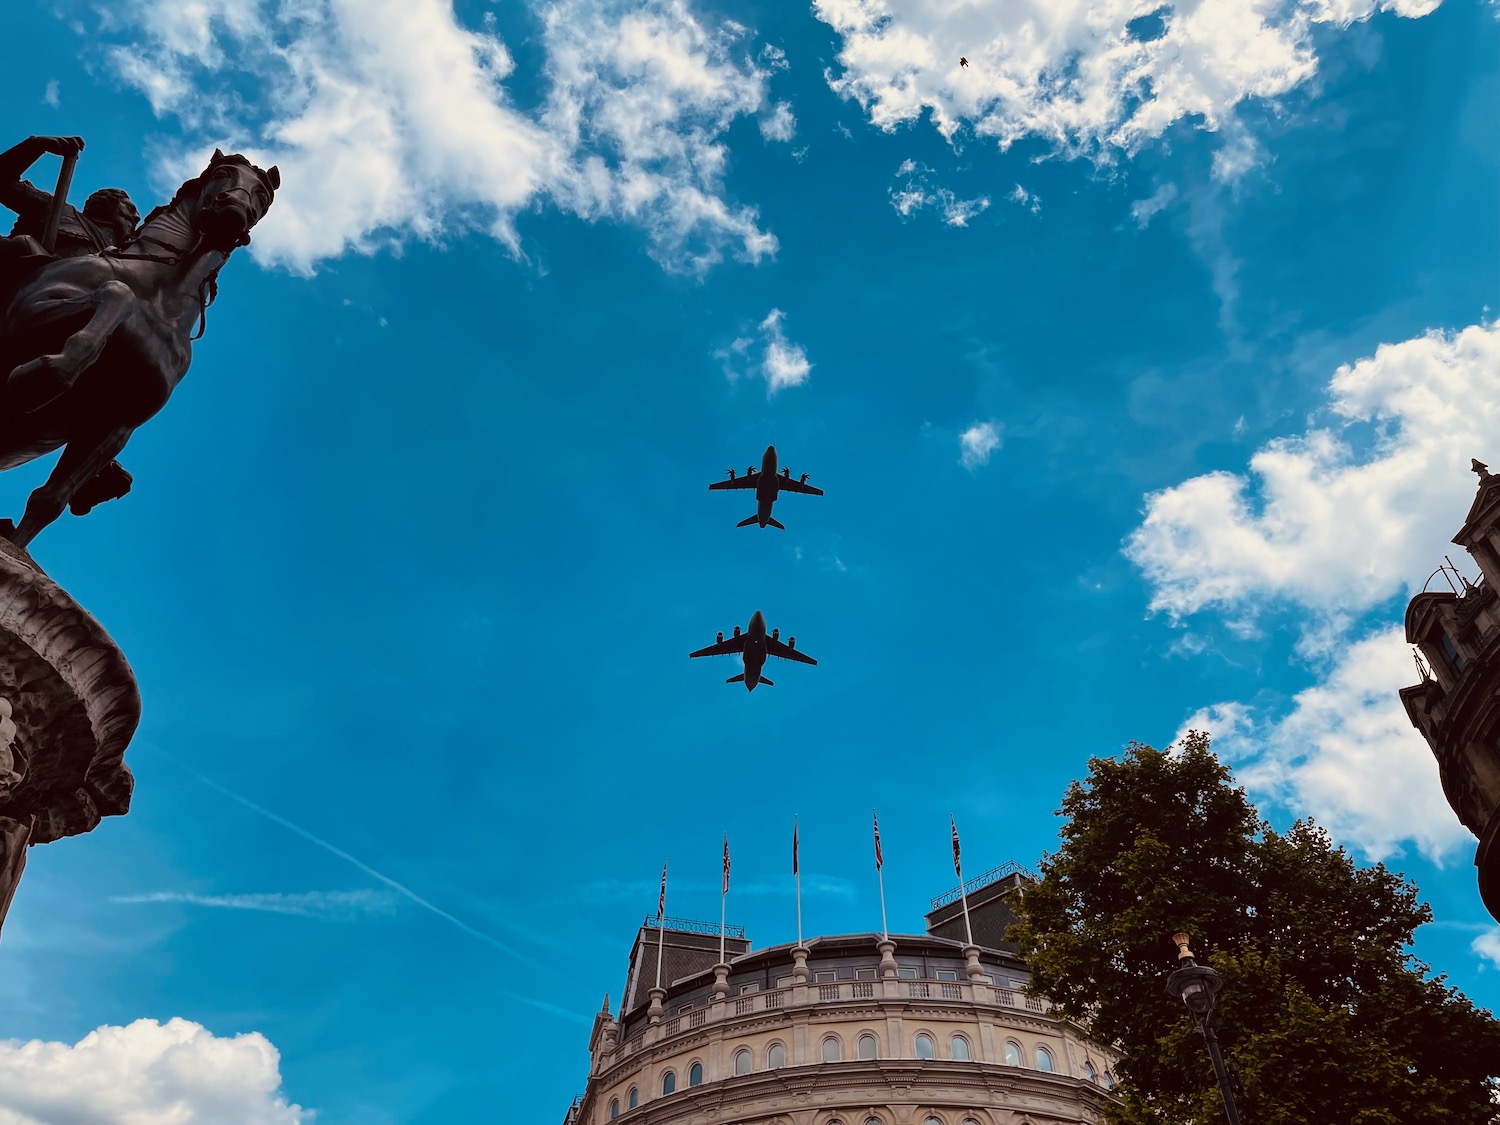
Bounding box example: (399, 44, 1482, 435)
(0, 538, 139, 939)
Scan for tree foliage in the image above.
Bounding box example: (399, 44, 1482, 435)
(1008, 731, 1500, 1124)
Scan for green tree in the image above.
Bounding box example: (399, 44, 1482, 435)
(1008, 731, 1500, 1124)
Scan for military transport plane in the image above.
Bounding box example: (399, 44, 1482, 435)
(709, 445, 823, 528)
(689, 610, 817, 691)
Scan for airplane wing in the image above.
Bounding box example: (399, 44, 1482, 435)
(690, 635, 747, 658)
(777, 477, 824, 496)
(709, 476, 757, 491)
(766, 638, 817, 665)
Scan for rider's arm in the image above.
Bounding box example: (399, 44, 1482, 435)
(0, 136, 82, 216)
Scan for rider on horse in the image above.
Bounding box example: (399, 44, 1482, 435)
(0, 135, 141, 517)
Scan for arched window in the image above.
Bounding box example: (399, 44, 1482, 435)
(627, 1087, 638, 1109)
(914, 1032, 935, 1059)
(925, 1118, 944, 1125)
(1084, 1060, 1097, 1083)
(1036, 1045, 1054, 1072)
(821, 1036, 843, 1062)
(733, 1048, 752, 1076)
(950, 1034, 971, 1061)
(688, 1062, 704, 1086)
(1003, 1040, 1023, 1066)
(609, 1099, 620, 1119)
(857, 1032, 878, 1060)
(767, 1042, 786, 1069)
(661, 1071, 676, 1095)
(1103, 1071, 1115, 1090)
(865, 1118, 883, 1125)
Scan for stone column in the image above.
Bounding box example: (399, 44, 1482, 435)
(878, 938, 900, 998)
(647, 986, 666, 1025)
(963, 945, 986, 982)
(0, 539, 139, 943)
(712, 963, 731, 999)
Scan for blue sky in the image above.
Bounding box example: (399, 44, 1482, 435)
(0, 0, 1496, 1121)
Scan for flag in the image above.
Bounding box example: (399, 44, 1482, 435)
(950, 815, 962, 877)
(657, 861, 667, 921)
(722, 835, 731, 893)
(873, 811, 883, 870)
(792, 820, 799, 876)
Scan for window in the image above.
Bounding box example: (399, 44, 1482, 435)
(767, 1043, 786, 1069)
(897, 967, 919, 979)
(926, 1118, 944, 1125)
(914, 1033, 935, 1059)
(950, 1034, 971, 1061)
(1036, 1046, 1055, 1072)
(855, 967, 877, 980)
(1003, 1041, 1023, 1066)
(738, 982, 760, 994)
(1438, 630, 1467, 673)
(609, 1099, 620, 1119)
(627, 1087, 638, 1109)
(1085, 1061, 1097, 1083)
(935, 969, 958, 981)
(857, 1033, 878, 1059)
(822, 1036, 843, 1062)
(677, 1004, 694, 1014)
(776, 975, 793, 988)
(688, 1062, 703, 1086)
(661, 1071, 676, 1095)
(1103, 1071, 1115, 1090)
(815, 970, 837, 983)
(865, 1118, 882, 1125)
(733, 1048, 752, 1076)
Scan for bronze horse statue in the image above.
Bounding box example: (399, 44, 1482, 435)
(0, 149, 278, 546)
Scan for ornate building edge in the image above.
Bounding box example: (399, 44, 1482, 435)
(0, 538, 140, 840)
(1477, 805, 1500, 923)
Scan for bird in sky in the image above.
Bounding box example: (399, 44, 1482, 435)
(960, 57, 969, 68)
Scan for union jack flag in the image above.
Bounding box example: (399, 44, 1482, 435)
(792, 820, 799, 876)
(657, 861, 667, 920)
(722, 835, 731, 893)
(950, 816, 962, 877)
(873, 811, 883, 871)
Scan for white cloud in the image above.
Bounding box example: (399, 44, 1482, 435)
(0, 1018, 308, 1125)
(887, 159, 989, 225)
(1130, 182, 1179, 227)
(110, 889, 398, 918)
(1175, 628, 1473, 862)
(99, 0, 781, 275)
(1474, 928, 1500, 969)
(760, 100, 796, 141)
(758, 308, 812, 392)
(813, 0, 1439, 169)
(959, 421, 1001, 469)
(1008, 183, 1041, 215)
(41, 80, 60, 108)
(1127, 322, 1500, 625)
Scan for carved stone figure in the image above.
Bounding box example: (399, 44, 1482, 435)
(0, 140, 278, 545)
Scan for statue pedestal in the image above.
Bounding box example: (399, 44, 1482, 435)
(0, 539, 138, 940)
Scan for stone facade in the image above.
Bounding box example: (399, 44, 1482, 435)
(1400, 461, 1500, 922)
(564, 878, 1118, 1125)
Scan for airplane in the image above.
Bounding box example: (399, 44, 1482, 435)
(709, 445, 823, 529)
(689, 610, 817, 691)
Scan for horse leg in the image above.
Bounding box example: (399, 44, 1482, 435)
(8, 279, 135, 413)
(8, 425, 133, 548)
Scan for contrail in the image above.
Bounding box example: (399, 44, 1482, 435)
(159, 753, 537, 966)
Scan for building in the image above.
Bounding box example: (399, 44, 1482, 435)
(1400, 459, 1500, 923)
(564, 864, 1119, 1125)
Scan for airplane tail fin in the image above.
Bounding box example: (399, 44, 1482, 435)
(767, 517, 785, 530)
(726, 673, 745, 683)
(736, 515, 759, 528)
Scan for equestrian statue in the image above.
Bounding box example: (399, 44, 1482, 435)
(0, 134, 277, 546)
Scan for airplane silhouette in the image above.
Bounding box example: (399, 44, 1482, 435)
(709, 445, 822, 529)
(689, 610, 816, 691)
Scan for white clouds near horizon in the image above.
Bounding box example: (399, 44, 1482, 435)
(0, 1019, 307, 1125)
(101, 0, 785, 275)
(1141, 322, 1499, 863)
(814, 0, 1439, 166)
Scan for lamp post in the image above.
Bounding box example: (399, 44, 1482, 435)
(1165, 932, 1242, 1125)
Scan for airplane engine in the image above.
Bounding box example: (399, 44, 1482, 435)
(716, 631, 724, 643)
(788, 637, 796, 649)
(799, 473, 810, 484)
(771, 628, 779, 640)
(733, 626, 742, 637)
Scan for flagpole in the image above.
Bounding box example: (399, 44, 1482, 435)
(952, 815, 974, 946)
(874, 810, 889, 942)
(793, 816, 803, 948)
(655, 859, 667, 989)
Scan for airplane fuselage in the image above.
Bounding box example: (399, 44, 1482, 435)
(740, 610, 769, 689)
(754, 446, 779, 525)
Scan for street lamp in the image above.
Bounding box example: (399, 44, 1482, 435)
(1165, 933, 1243, 1125)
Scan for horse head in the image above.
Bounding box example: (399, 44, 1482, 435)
(187, 149, 280, 252)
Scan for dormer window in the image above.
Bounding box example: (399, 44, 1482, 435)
(1434, 628, 1467, 674)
